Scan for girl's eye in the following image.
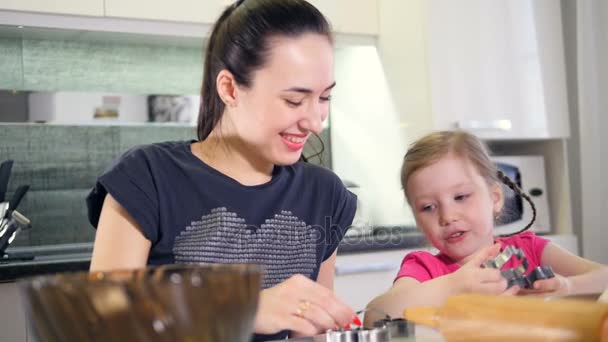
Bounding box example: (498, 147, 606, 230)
(319, 95, 332, 102)
(285, 99, 302, 107)
(421, 204, 436, 212)
(455, 193, 470, 201)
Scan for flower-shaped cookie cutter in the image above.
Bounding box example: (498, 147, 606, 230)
(482, 245, 555, 289)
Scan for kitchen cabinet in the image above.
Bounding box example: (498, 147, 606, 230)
(388, 0, 569, 140)
(104, 0, 378, 36)
(104, 0, 226, 24)
(0, 282, 27, 342)
(307, 0, 378, 36)
(427, 0, 569, 139)
(0, 0, 103, 16)
(334, 248, 433, 312)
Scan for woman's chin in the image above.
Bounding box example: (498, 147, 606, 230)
(273, 153, 303, 166)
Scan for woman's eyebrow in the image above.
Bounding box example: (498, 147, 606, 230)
(282, 82, 337, 94)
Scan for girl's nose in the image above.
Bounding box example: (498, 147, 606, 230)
(439, 206, 458, 226)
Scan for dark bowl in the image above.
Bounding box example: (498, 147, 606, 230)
(19, 264, 261, 342)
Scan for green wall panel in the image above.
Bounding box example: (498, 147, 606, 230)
(0, 38, 24, 90)
(1, 38, 203, 95)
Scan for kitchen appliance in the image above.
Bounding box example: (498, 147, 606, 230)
(275, 318, 414, 341)
(28, 92, 148, 123)
(0, 159, 31, 259)
(19, 264, 261, 342)
(147, 95, 199, 124)
(343, 180, 373, 237)
(0, 210, 32, 256)
(492, 155, 551, 235)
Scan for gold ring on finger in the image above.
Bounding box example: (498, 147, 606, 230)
(295, 300, 311, 317)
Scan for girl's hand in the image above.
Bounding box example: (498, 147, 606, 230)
(253, 274, 356, 336)
(450, 243, 510, 295)
(518, 273, 572, 297)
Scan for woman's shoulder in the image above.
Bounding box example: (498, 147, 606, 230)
(290, 162, 342, 185)
(119, 140, 192, 160)
(111, 140, 193, 169)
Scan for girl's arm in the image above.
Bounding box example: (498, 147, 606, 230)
(90, 194, 151, 271)
(363, 243, 511, 326)
(363, 275, 458, 326)
(536, 242, 608, 295)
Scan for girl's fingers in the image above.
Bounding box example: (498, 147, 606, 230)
(476, 278, 508, 294)
(478, 268, 504, 283)
(467, 243, 502, 267)
(532, 278, 560, 291)
(501, 285, 520, 296)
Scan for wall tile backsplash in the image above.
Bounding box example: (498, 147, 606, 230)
(0, 123, 331, 247)
(0, 38, 24, 90)
(1, 37, 203, 95)
(0, 124, 197, 246)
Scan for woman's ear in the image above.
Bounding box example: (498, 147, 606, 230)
(216, 69, 237, 107)
(491, 182, 504, 217)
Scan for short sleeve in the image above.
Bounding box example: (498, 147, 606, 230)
(395, 252, 435, 283)
(516, 231, 550, 266)
(86, 146, 160, 243)
(322, 175, 357, 260)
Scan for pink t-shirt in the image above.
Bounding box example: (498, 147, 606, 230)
(395, 232, 550, 283)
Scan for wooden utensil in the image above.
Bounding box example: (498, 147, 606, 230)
(403, 293, 608, 341)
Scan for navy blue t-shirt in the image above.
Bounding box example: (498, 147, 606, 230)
(86, 141, 357, 340)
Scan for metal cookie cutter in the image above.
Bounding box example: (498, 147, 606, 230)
(482, 245, 554, 289)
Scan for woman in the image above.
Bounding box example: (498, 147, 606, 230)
(86, 0, 358, 340)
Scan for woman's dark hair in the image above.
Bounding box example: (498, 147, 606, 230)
(197, 0, 333, 144)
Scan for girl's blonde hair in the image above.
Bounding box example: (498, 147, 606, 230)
(400, 130, 536, 237)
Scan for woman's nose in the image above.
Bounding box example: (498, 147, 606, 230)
(300, 102, 326, 134)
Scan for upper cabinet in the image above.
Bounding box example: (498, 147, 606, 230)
(104, 0, 378, 36)
(104, 0, 226, 24)
(308, 0, 378, 36)
(0, 1, 378, 37)
(0, 0, 103, 16)
(425, 0, 570, 139)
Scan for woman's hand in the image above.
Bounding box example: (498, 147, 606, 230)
(253, 274, 356, 336)
(449, 243, 512, 296)
(518, 273, 572, 297)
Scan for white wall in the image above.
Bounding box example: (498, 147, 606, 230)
(330, 45, 415, 227)
(330, 0, 435, 228)
(574, 0, 608, 263)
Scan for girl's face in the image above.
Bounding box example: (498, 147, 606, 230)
(406, 153, 503, 265)
(228, 33, 334, 166)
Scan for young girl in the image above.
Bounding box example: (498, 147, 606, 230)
(366, 130, 608, 323)
(86, 0, 357, 340)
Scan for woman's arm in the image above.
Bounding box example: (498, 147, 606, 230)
(536, 242, 608, 295)
(316, 250, 337, 290)
(89, 194, 151, 271)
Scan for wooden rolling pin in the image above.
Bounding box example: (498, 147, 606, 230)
(403, 294, 608, 341)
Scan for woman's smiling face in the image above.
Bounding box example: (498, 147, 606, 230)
(228, 33, 334, 166)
